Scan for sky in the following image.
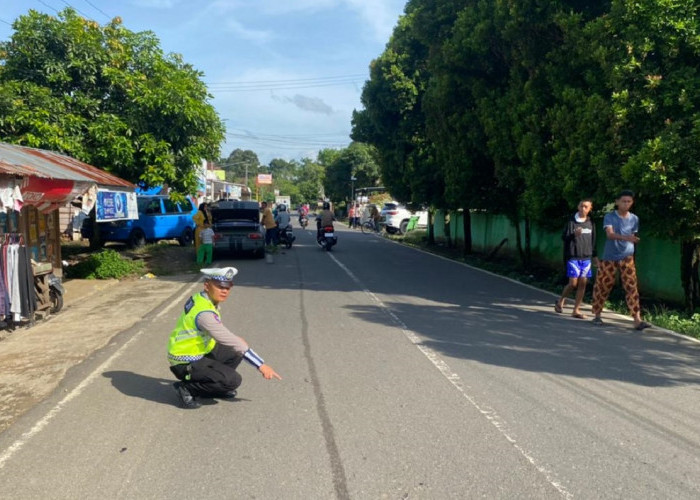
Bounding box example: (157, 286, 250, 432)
(0, 0, 408, 164)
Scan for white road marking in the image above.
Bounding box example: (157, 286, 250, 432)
(0, 282, 198, 470)
(328, 252, 574, 499)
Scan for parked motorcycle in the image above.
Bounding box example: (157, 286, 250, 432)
(33, 263, 64, 314)
(317, 224, 337, 251)
(299, 214, 308, 229)
(278, 224, 296, 249)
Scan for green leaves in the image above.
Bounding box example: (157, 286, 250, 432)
(0, 8, 224, 194)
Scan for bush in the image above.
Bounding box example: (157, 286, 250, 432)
(65, 249, 145, 280)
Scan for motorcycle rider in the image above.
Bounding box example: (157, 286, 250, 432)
(275, 204, 293, 244)
(275, 204, 291, 229)
(298, 203, 309, 227)
(316, 201, 335, 239)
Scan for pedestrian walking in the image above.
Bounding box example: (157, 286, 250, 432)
(590, 190, 651, 330)
(555, 199, 597, 318)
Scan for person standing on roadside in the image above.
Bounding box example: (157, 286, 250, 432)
(260, 201, 278, 247)
(591, 190, 651, 330)
(555, 199, 597, 319)
(193, 202, 211, 253)
(196, 224, 215, 265)
(348, 203, 356, 228)
(167, 267, 282, 409)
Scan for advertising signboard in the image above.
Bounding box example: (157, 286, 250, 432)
(256, 174, 272, 185)
(96, 189, 139, 222)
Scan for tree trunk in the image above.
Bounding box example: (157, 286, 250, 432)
(463, 209, 472, 256)
(680, 239, 700, 312)
(524, 217, 531, 268)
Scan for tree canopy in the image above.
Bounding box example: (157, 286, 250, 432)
(0, 8, 224, 194)
(353, 0, 700, 239)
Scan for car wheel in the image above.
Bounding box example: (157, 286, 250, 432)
(128, 228, 146, 248)
(399, 220, 408, 235)
(179, 227, 194, 246)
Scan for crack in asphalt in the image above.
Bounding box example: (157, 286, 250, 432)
(294, 249, 350, 500)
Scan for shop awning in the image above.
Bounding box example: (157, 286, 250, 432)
(0, 142, 135, 212)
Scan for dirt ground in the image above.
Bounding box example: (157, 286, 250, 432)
(61, 239, 200, 278)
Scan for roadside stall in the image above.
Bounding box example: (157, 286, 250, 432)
(0, 143, 135, 326)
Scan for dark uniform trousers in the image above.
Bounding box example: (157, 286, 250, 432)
(170, 344, 243, 397)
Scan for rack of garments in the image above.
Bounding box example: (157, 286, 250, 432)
(0, 233, 37, 325)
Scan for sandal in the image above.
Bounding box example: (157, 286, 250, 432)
(572, 312, 585, 319)
(554, 302, 563, 314)
(635, 321, 652, 331)
(592, 317, 604, 326)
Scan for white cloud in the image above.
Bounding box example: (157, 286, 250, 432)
(224, 19, 275, 43)
(344, 0, 403, 41)
(271, 94, 335, 115)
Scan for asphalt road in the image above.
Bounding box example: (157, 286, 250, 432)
(0, 221, 699, 499)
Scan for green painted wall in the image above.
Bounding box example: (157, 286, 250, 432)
(432, 210, 684, 304)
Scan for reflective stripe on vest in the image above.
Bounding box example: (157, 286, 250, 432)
(167, 292, 218, 365)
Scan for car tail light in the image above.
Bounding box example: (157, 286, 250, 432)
(248, 233, 262, 239)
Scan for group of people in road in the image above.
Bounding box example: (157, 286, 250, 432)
(347, 202, 380, 230)
(555, 189, 651, 331)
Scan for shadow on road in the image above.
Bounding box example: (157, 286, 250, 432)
(227, 226, 700, 389)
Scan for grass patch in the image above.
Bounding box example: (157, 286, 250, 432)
(62, 240, 199, 279)
(392, 229, 700, 340)
(64, 249, 145, 280)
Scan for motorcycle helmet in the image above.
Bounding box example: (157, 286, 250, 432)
(279, 204, 286, 211)
(323, 201, 330, 210)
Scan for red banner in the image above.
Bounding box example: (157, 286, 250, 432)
(21, 177, 87, 204)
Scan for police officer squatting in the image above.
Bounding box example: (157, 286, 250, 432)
(167, 267, 282, 409)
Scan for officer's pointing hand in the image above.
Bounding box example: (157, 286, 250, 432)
(259, 364, 282, 380)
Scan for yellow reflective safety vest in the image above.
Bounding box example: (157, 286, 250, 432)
(168, 292, 218, 365)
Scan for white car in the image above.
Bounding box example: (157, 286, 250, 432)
(380, 201, 428, 234)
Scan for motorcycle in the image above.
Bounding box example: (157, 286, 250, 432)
(33, 263, 64, 315)
(298, 214, 308, 229)
(278, 224, 296, 249)
(317, 224, 337, 251)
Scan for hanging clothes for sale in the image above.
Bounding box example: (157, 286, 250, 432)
(0, 247, 8, 318)
(6, 241, 20, 322)
(17, 244, 36, 318)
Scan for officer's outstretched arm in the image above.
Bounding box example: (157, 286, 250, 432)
(244, 348, 282, 380)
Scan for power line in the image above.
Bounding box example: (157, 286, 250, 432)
(82, 0, 111, 20)
(58, 0, 91, 18)
(37, 0, 60, 14)
(0, 18, 12, 26)
(225, 132, 348, 147)
(206, 74, 366, 86)
(210, 80, 363, 92)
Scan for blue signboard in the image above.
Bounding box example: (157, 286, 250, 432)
(96, 190, 138, 222)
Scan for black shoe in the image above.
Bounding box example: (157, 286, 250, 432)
(218, 390, 237, 400)
(173, 382, 201, 409)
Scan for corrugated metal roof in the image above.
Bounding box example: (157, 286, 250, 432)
(0, 142, 135, 189)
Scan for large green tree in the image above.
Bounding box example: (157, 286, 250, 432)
(323, 142, 381, 203)
(221, 149, 259, 184)
(0, 8, 224, 194)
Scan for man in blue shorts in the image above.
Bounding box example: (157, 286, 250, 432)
(555, 199, 597, 319)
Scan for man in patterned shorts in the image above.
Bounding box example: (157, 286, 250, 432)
(591, 190, 651, 330)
